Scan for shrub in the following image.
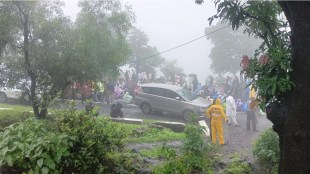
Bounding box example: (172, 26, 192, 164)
(222, 154, 252, 174)
(0, 119, 71, 174)
(0, 108, 138, 174)
(152, 124, 215, 173)
(253, 128, 279, 173)
(52, 109, 137, 173)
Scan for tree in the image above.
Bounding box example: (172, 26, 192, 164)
(160, 59, 184, 83)
(127, 27, 164, 77)
(205, 22, 262, 74)
(75, 0, 134, 81)
(0, 0, 134, 118)
(196, 0, 310, 173)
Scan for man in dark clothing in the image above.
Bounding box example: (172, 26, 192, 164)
(232, 76, 240, 99)
(110, 102, 123, 118)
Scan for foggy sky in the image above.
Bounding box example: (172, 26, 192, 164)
(63, 0, 217, 82)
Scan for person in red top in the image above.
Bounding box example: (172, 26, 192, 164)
(206, 98, 228, 145)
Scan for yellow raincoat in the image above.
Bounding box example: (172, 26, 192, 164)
(249, 85, 256, 99)
(206, 98, 228, 145)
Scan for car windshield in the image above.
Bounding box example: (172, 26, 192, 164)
(176, 89, 197, 101)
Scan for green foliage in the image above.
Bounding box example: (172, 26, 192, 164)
(139, 143, 177, 159)
(0, 108, 138, 174)
(0, 119, 71, 174)
(253, 128, 279, 173)
(152, 124, 215, 173)
(222, 154, 252, 174)
(0, 0, 135, 118)
(208, 0, 293, 105)
(53, 109, 135, 173)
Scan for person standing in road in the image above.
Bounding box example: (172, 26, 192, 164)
(247, 97, 259, 132)
(226, 92, 239, 127)
(206, 98, 228, 145)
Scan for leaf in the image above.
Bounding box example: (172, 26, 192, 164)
(37, 158, 43, 168)
(42, 167, 49, 174)
(47, 160, 56, 170)
(4, 155, 13, 166)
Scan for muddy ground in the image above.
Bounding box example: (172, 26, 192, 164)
(220, 112, 272, 173)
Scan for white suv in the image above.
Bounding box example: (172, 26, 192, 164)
(0, 82, 29, 103)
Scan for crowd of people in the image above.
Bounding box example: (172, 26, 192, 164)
(204, 76, 261, 146)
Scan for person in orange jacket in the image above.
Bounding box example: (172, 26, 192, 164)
(206, 98, 228, 145)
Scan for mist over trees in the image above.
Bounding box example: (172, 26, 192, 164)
(127, 27, 164, 77)
(0, 0, 134, 118)
(205, 22, 262, 74)
(160, 59, 184, 83)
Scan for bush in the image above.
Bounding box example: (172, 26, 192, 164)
(0, 108, 138, 174)
(152, 124, 214, 173)
(0, 119, 71, 174)
(54, 109, 135, 173)
(222, 154, 251, 174)
(253, 128, 279, 173)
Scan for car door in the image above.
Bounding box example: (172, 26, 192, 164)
(149, 87, 166, 111)
(164, 89, 184, 115)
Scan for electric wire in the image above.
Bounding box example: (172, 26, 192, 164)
(127, 24, 229, 64)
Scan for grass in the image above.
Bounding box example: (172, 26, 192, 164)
(0, 103, 33, 129)
(222, 153, 252, 174)
(113, 122, 185, 143)
(139, 147, 163, 159)
(139, 144, 178, 159)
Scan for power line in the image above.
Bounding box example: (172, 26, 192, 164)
(128, 24, 229, 64)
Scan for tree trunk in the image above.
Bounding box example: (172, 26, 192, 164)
(270, 2, 310, 173)
(15, 2, 42, 118)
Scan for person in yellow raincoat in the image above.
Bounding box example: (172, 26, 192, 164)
(206, 98, 228, 145)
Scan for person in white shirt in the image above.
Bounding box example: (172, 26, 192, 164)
(226, 92, 239, 127)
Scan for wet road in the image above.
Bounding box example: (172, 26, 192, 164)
(72, 100, 187, 123)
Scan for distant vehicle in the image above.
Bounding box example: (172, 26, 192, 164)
(0, 82, 30, 103)
(134, 83, 211, 120)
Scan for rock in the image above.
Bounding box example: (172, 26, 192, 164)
(110, 118, 144, 125)
(143, 157, 162, 166)
(152, 121, 185, 132)
(130, 148, 140, 153)
(216, 156, 246, 169)
(136, 168, 152, 174)
(148, 124, 165, 130)
(132, 127, 148, 137)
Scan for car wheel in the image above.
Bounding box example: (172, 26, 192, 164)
(0, 92, 7, 103)
(182, 110, 194, 121)
(141, 103, 152, 114)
